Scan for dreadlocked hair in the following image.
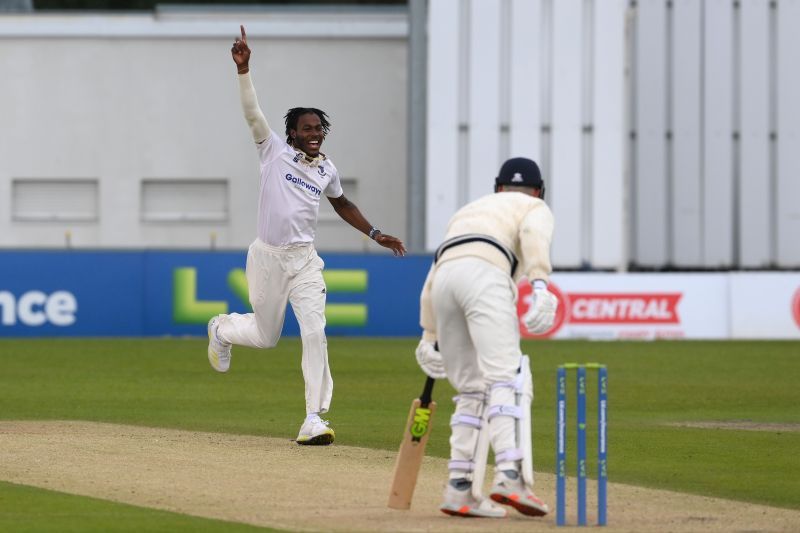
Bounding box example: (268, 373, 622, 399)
(284, 107, 331, 145)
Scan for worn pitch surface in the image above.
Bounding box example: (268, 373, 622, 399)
(1, 421, 799, 532)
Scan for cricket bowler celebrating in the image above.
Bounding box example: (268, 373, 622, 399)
(207, 26, 406, 446)
(415, 157, 557, 517)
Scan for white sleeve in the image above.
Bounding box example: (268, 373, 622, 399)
(519, 203, 555, 283)
(324, 167, 344, 198)
(419, 263, 437, 337)
(237, 72, 271, 144)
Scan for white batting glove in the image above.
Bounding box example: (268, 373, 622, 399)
(415, 339, 447, 379)
(522, 287, 558, 334)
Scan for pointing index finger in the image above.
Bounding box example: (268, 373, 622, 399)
(240, 25, 247, 44)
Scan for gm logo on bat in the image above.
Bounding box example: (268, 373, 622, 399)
(410, 407, 432, 442)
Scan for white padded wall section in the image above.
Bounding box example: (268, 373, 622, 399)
(550, 0, 583, 268)
(634, 0, 668, 266)
(738, 0, 771, 267)
(703, 0, 735, 267)
(591, 0, 627, 269)
(509, 0, 542, 160)
(423, 0, 800, 268)
(671, 0, 703, 266)
(426, 0, 460, 248)
(467, 0, 501, 200)
(777, 0, 800, 265)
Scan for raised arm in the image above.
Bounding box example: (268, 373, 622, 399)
(232, 25, 270, 143)
(327, 194, 407, 256)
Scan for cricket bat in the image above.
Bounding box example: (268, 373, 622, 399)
(387, 375, 437, 509)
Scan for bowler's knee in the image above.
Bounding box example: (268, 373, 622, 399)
(301, 328, 327, 348)
(253, 329, 280, 349)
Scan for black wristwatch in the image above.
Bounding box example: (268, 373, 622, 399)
(369, 227, 381, 240)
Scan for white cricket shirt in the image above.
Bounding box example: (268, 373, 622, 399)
(255, 130, 343, 246)
(419, 192, 555, 335)
(439, 192, 555, 282)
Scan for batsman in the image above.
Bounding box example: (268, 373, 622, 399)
(415, 157, 557, 518)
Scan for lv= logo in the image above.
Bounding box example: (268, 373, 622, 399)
(172, 267, 367, 327)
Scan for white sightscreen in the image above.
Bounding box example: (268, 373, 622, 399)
(738, 0, 772, 267)
(671, 0, 702, 266)
(424, 0, 797, 267)
(550, 0, 583, 268)
(703, 0, 735, 267)
(426, 0, 460, 248)
(467, 0, 501, 200)
(777, 0, 800, 265)
(591, 0, 626, 270)
(634, 0, 668, 266)
(509, 0, 542, 160)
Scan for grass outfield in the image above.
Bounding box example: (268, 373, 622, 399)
(1, 338, 799, 529)
(0, 480, 278, 533)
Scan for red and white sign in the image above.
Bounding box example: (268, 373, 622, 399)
(517, 273, 729, 340)
(729, 273, 800, 339)
(516, 272, 800, 340)
(567, 293, 681, 324)
(794, 288, 800, 330)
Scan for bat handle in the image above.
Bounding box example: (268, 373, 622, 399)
(420, 376, 435, 406)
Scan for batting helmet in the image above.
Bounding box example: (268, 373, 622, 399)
(494, 157, 545, 199)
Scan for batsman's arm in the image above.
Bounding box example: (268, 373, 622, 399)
(419, 265, 436, 338)
(519, 203, 555, 283)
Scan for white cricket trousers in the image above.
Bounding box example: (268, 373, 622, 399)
(218, 239, 333, 415)
(432, 257, 523, 475)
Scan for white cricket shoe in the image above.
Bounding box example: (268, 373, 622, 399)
(489, 469, 549, 517)
(207, 316, 232, 373)
(296, 414, 335, 446)
(440, 478, 507, 518)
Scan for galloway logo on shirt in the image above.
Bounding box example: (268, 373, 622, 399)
(285, 173, 321, 197)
